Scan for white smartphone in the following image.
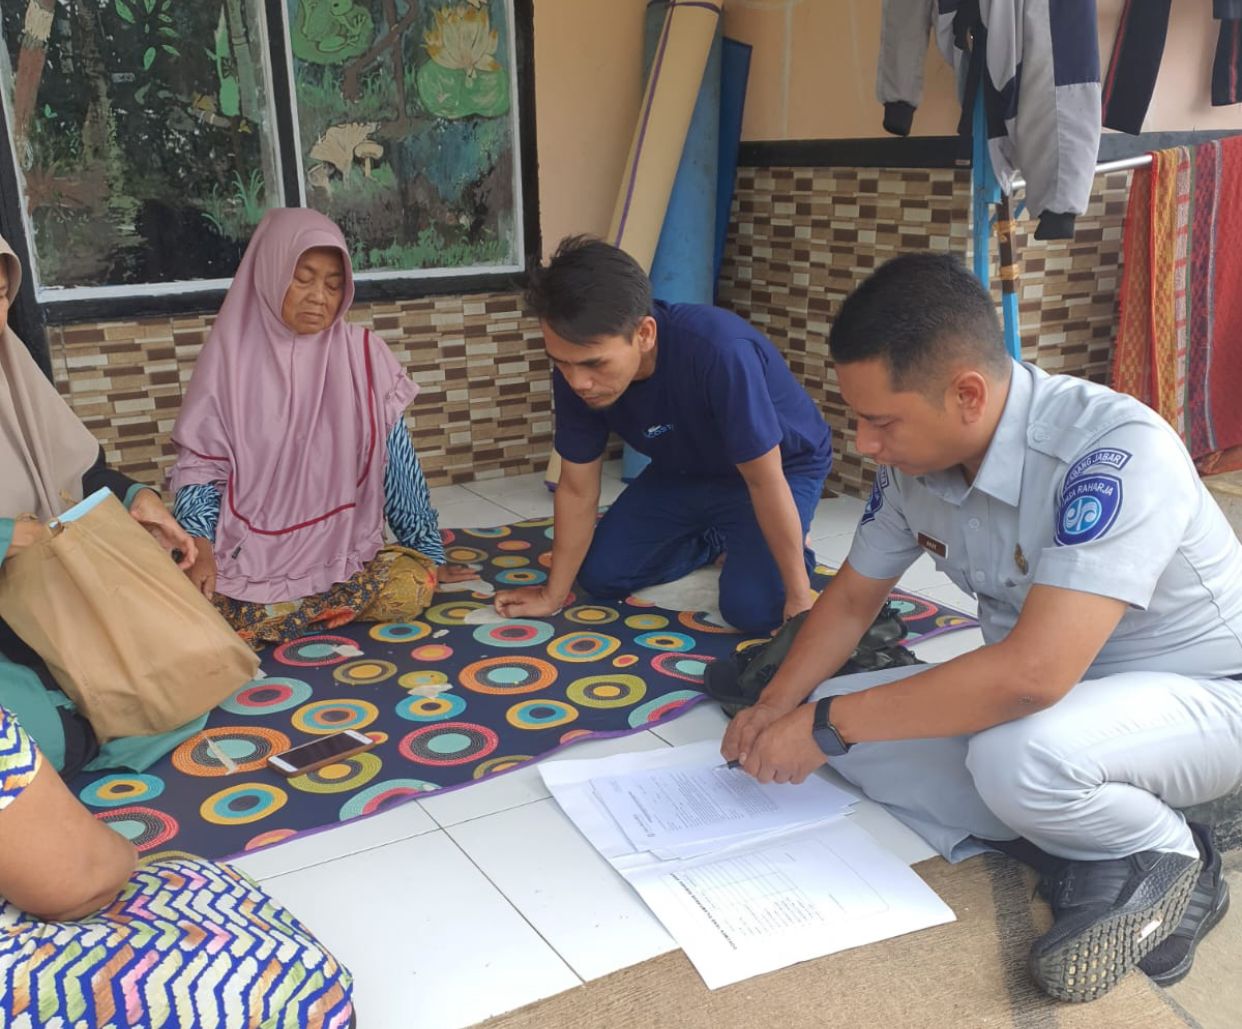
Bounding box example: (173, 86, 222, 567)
(267, 729, 377, 777)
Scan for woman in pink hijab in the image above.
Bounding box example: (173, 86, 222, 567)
(170, 209, 463, 648)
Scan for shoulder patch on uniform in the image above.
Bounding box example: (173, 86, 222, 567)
(1066, 447, 1132, 484)
(1055, 473, 1123, 546)
(860, 468, 889, 526)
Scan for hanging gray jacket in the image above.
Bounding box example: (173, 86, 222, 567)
(877, 0, 1101, 240)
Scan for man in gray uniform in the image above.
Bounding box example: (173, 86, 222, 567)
(722, 253, 1242, 1002)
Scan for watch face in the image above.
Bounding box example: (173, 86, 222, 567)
(812, 724, 849, 758)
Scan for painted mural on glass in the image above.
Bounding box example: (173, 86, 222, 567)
(288, 0, 521, 273)
(1, 1, 279, 290)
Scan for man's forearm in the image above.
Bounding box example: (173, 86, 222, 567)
(748, 480, 811, 600)
(545, 484, 600, 602)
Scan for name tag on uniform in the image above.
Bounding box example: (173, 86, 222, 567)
(916, 532, 948, 559)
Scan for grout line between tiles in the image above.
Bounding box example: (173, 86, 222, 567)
(246, 824, 448, 884)
(440, 822, 587, 989)
(418, 793, 549, 832)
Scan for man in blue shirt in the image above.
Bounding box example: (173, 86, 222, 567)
(494, 236, 832, 632)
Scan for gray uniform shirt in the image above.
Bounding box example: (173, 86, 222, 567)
(847, 361, 1242, 679)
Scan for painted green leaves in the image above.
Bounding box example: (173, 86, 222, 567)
(417, 3, 509, 119)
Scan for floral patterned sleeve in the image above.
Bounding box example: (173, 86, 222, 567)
(0, 706, 42, 812)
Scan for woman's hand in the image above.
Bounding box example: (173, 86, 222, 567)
(437, 563, 480, 584)
(128, 490, 196, 571)
(186, 538, 217, 598)
(6, 518, 49, 556)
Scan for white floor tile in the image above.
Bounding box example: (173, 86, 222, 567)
(895, 553, 953, 593)
(911, 626, 986, 663)
(260, 831, 580, 1029)
(429, 484, 478, 508)
(229, 800, 438, 881)
(473, 488, 553, 520)
(465, 471, 553, 516)
(597, 476, 627, 506)
(914, 581, 980, 618)
(448, 799, 676, 982)
(648, 699, 730, 748)
(435, 495, 523, 530)
(417, 730, 670, 829)
(811, 533, 853, 569)
(602, 459, 623, 481)
(467, 471, 628, 520)
(808, 495, 866, 541)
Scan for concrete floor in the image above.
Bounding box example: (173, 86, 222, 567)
(1165, 472, 1241, 1028)
(1163, 849, 1242, 1027)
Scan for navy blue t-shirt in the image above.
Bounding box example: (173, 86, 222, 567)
(553, 301, 832, 480)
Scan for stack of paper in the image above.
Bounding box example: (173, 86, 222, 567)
(541, 740, 955, 989)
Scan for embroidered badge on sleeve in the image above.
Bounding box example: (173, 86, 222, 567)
(860, 467, 889, 526)
(1055, 473, 1123, 545)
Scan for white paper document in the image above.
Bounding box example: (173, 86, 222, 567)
(541, 740, 955, 988)
(628, 820, 955, 989)
(591, 761, 853, 854)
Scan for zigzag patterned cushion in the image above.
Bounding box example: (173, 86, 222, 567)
(0, 708, 354, 1028)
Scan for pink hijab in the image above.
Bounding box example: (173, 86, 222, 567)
(169, 209, 417, 604)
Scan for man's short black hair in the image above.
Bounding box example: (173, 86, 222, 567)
(828, 252, 1010, 392)
(526, 235, 652, 344)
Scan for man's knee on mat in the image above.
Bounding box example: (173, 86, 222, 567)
(575, 553, 628, 601)
(719, 586, 783, 635)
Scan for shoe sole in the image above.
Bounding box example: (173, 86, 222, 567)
(1030, 857, 1200, 1003)
(1145, 880, 1231, 987)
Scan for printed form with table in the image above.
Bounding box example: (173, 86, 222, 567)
(541, 738, 955, 988)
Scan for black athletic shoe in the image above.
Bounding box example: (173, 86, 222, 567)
(1139, 823, 1231, 986)
(1029, 849, 1201, 1002)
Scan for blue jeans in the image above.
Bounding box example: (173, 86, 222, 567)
(577, 468, 826, 632)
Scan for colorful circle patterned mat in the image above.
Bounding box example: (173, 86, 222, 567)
(71, 518, 977, 862)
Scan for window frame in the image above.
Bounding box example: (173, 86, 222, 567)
(0, 0, 540, 330)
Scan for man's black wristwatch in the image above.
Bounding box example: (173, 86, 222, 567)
(810, 696, 852, 757)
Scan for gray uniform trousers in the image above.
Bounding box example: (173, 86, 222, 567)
(813, 664, 1242, 863)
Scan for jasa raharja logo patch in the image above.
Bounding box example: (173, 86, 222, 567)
(1055, 473, 1123, 546)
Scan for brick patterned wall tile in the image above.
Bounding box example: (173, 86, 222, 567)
(51, 292, 552, 490)
(50, 168, 1130, 502)
(718, 166, 1130, 499)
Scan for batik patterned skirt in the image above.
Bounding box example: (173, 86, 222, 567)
(215, 546, 438, 650)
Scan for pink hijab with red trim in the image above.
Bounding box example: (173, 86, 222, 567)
(169, 209, 417, 604)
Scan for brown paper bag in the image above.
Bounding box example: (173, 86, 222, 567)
(0, 493, 258, 742)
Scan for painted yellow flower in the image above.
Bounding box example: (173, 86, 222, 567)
(424, 5, 501, 79)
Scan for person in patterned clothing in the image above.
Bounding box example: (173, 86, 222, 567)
(169, 209, 471, 649)
(0, 704, 355, 1027)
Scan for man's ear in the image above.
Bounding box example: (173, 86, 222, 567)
(634, 315, 658, 352)
(949, 369, 989, 424)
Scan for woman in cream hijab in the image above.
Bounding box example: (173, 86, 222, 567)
(0, 234, 202, 776)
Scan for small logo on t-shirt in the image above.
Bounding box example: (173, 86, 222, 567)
(644, 423, 674, 439)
